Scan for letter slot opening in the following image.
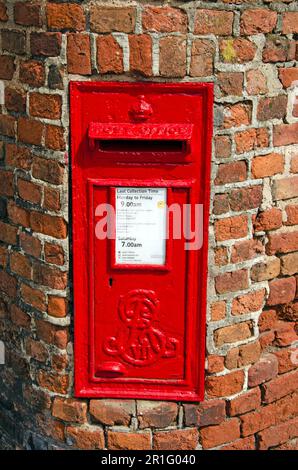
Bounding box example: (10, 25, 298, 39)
(98, 139, 186, 153)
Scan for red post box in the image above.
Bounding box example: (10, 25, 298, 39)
(71, 82, 213, 401)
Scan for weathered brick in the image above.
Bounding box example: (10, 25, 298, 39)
(214, 135, 231, 158)
(213, 194, 230, 215)
(218, 72, 243, 97)
(285, 205, 298, 225)
(0, 1, 8, 22)
(31, 32, 61, 57)
(267, 277, 296, 305)
(48, 296, 67, 318)
(32, 157, 64, 185)
(258, 309, 278, 333)
(33, 261, 67, 290)
(7, 200, 30, 228)
(18, 117, 43, 146)
(25, 338, 48, 362)
(44, 243, 64, 266)
(0, 169, 13, 197)
(273, 123, 298, 146)
(142, 7, 187, 33)
(228, 388, 261, 416)
(220, 38, 257, 63)
(67, 34, 91, 75)
(0, 271, 17, 298)
(200, 418, 240, 449)
(45, 125, 65, 151)
(129, 35, 152, 77)
(252, 153, 284, 178)
(223, 103, 251, 129)
(241, 9, 277, 35)
(251, 257, 280, 282)
(267, 231, 298, 255)
(258, 417, 298, 450)
(234, 128, 269, 153)
(248, 354, 278, 388)
(210, 301, 226, 321)
(10, 304, 30, 329)
(195, 10, 233, 36)
(215, 215, 248, 241)
(90, 399, 134, 426)
(10, 251, 32, 279)
(14, 1, 41, 26)
(263, 36, 291, 63)
(20, 232, 41, 258)
(17, 178, 41, 204)
(20, 283, 46, 311)
(281, 252, 298, 276)
(221, 436, 255, 450)
(108, 431, 151, 450)
(214, 322, 252, 347)
(97, 35, 123, 74)
(43, 187, 60, 212)
(19, 60, 45, 87)
(137, 401, 177, 429)
(46, 3, 85, 31)
(66, 426, 104, 450)
(29, 93, 62, 120)
(229, 185, 263, 211)
(273, 176, 298, 200)
(253, 208, 283, 231)
(274, 321, 298, 347)
(282, 12, 298, 33)
(190, 39, 215, 78)
(159, 36, 185, 78)
(52, 398, 87, 424)
(206, 371, 245, 398)
(37, 371, 69, 394)
(30, 212, 67, 239)
(2, 30, 26, 55)
(215, 161, 247, 185)
(36, 319, 68, 349)
(90, 6, 136, 33)
(215, 269, 249, 294)
(0, 114, 16, 138)
(153, 429, 198, 450)
(262, 370, 298, 404)
(0, 55, 15, 80)
(232, 289, 265, 315)
(279, 67, 298, 88)
(0, 221, 18, 245)
(207, 355, 225, 374)
(184, 400, 226, 427)
(231, 239, 264, 264)
(5, 87, 26, 114)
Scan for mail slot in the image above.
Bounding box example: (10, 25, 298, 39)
(71, 82, 213, 401)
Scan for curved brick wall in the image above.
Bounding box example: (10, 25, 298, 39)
(0, 0, 298, 450)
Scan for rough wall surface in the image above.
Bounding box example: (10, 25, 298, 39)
(0, 0, 298, 451)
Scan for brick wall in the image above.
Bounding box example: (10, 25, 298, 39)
(0, 0, 298, 451)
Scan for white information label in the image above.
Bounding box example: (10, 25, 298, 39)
(115, 187, 167, 265)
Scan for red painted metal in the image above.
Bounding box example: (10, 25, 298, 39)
(71, 82, 213, 401)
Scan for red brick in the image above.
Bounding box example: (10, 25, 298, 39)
(215, 269, 249, 294)
(220, 38, 257, 63)
(10, 304, 30, 329)
(142, 7, 187, 33)
(5, 87, 26, 114)
(210, 301, 226, 321)
(20, 232, 41, 258)
(207, 355, 225, 373)
(25, 338, 48, 362)
(5, 143, 31, 170)
(214, 246, 229, 266)
(213, 194, 229, 215)
(285, 205, 298, 225)
(19, 60, 45, 87)
(274, 349, 298, 374)
(267, 231, 298, 255)
(0, 169, 13, 197)
(48, 296, 67, 318)
(0, 55, 15, 80)
(260, 330, 275, 350)
(231, 239, 264, 263)
(215, 161, 247, 185)
(51, 353, 68, 372)
(273, 122, 298, 146)
(37, 371, 69, 394)
(254, 208, 283, 232)
(194, 10, 233, 36)
(43, 187, 60, 212)
(257, 95, 287, 121)
(273, 176, 298, 201)
(90, 399, 134, 426)
(97, 35, 123, 74)
(206, 371, 245, 398)
(0, 221, 18, 245)
(223, 103, 251, 129)
(274, 321, 298, 347)
(44, 243, 64, 266)
(52, 397, 87, 423)
(232, 289, 265, 315)
(282, 12, 298, 33)
(215, 215, 248, 241)
(214, 322, 252, 347)
(0, 246, 7, 268)
(248, 353, 278, 388)
(18, 117, 43, 146)
(258, 309, 278, 333)
(228, 388, 261, 416)
(2, 29, 26, 55)
(200, 418, 240, 449)
(153, 429, 198, 450)
(31, 32, 61, 57)
(221, 436, 255, 450)
(218, 72, 244, 97)
(128, 34, 152, 77)
(267, 277, 296, 305)
(235, 128, 269, 153)
(251, 257, 280, 282)
(246, 69, 268, 95)
(0, 2, 8, 22)
(138, 401, 177, 429)
(29, 93, 62, 120)
(32, 156, 64, 185)
(279, 67, 298, 88)
(45, 125, 65, 151)
(7, 201, 30, 228)
(20, 283, 46, 311)
(258, 417, 298, 450)
(14, 2, 41, 26)
(252, 153, 284, 179)
(66, 426, 104, 450)
(241, 9, 277, 35)
(30, 212, 67, 239)
(10, 251, 32, 279)
(214, 135, 231, 158)
(262, 370, 298, 404)
(229, 185, 263, 211)
(108, 431, 151, 450)
(159, 36, 186, 78)
(17, 179, 41, 204)
(263, 37, 291, 63)
(36, 319, 68, 349)
(281, 252, 298, 275)
(190, 39, 215, 78)
(33, 262, 67, 290)
(67, 34, 91, 75)
(0, 270, 17, 298)
(90, 6, 136, 33)
(46, 3, 85, 31)
(0, 114, 16, 138)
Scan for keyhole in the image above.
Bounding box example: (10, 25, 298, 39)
(109, 278, 113, 287)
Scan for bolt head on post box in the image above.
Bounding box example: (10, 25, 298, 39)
(71, 82, 213, 401)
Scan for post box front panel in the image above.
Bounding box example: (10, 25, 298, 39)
(71, 82, 213, 401)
